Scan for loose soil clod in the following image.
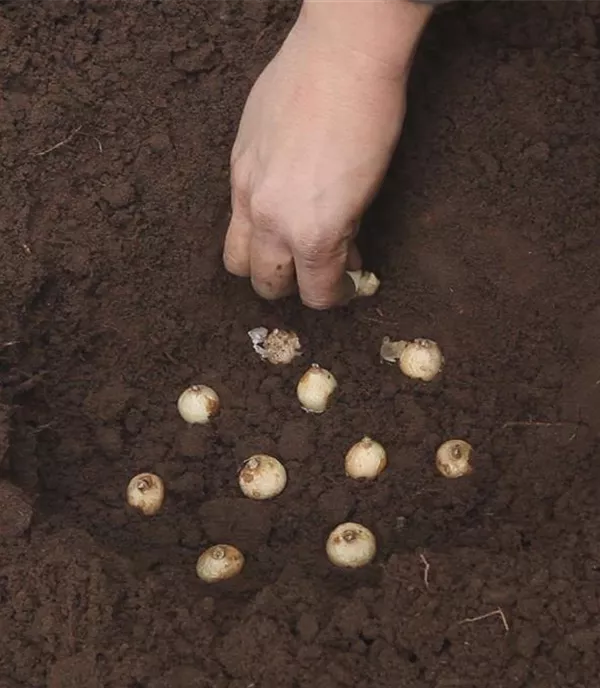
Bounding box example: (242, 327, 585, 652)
(0, 480, 33, 538)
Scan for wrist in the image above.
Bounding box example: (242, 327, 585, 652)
(296, 0, 433, 79)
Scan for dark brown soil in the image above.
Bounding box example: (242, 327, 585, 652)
(2, 1, 600, 686)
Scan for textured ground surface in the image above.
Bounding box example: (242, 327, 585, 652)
(2, 1, 600, 686)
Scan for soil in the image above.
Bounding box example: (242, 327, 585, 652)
(2, 1, 600, 686)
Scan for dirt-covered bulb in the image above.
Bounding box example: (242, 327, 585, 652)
(196, 544, 245, 583)
(177, 384, 220, 424)
(239, 454, 287, 500)
(126, 472, 164, 516)
(436, 439, 473, 478)
(248, 327, 302, 365)
(326, 522, 377, 568)
(296, 364, 338, 414)
(345, 436, 387, 480)
(399, 338, 444, 381)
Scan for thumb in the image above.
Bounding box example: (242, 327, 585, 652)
(293, 237, 356, 310)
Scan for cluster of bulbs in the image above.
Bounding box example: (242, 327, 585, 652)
(126, 333, 473, 583)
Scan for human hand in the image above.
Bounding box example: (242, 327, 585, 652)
(223, 2, 430, 309)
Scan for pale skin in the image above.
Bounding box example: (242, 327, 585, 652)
(223, 0, 433, 310)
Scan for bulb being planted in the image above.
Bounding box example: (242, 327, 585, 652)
(196, 544, 245, 583)
(239, 454, 287, 500)
(126, 472, 165, 516)
(380, 337, 444, 382)
(345, 437, 387, 480)
(326, 522, 377, 568)
(436, 439, 473, 478)
(177, 384, 220, 424)
(297, 364, 338, 414)
(347, 270, 381, 298)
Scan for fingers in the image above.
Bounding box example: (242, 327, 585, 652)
(248, 233, 361, 306)
(223, 188, 252, 277)
(250, 233, 296, 300)
(226, 219, 361, 308)
(224, 177, 361, 308)
(293, 235, 356, 310)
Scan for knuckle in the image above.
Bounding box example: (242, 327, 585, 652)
(296, 233, 345, 266)
(249, 191, 284, 233)
(296, 241, 325, 266)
